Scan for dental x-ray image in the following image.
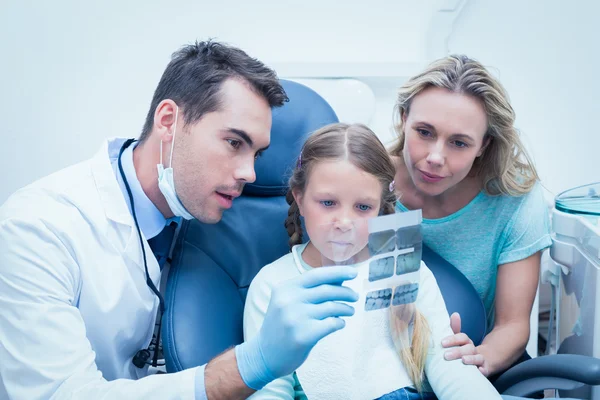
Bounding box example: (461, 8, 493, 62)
(392, 283, 419, 306)
(365, 288, 392, 311)
(396, 252, 420, 275)
(368, 229, 395, 256)
(360, 211, 423, 312)
(368, 256, 395, 281)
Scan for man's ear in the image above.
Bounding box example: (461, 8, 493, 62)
(292, 189, 304, 216)
(154, 99, 179, 143)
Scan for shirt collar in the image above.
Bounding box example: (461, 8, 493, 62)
(113, 141, 167, 240)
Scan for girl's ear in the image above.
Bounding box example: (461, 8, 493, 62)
(292, 189, 304, 216)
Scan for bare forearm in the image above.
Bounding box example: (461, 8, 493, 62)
(204, 348, 255, 400)
(478, 321, 530, 376)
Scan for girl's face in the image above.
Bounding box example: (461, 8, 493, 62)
(402, 86, 489, 197)
(295, 159, 383, 264)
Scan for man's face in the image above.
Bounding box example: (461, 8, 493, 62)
(171, 78, 272, 223)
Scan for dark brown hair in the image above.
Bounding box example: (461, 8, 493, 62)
(139, 40, 288, 142)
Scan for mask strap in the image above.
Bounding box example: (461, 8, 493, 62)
(168, 106, 179, 169)
(159, 140, 163, 166)
(159, 104, 179, 168)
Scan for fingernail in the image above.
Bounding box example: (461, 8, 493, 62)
(463, 356, 472, 363)
(441, 339, 449, 346)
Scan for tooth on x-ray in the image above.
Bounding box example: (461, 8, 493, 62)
(365, 288, 392, 311)
(392, 283, 419, 306)
(396, 252, 421, 275)
(396, 224, 423, 262)
(368, 229, 395, 256)
(395, 224, 422, 249)
(368, 256, 394, 281)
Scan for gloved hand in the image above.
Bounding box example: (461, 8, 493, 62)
(235, 265, 359, 390)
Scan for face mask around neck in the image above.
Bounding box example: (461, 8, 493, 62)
(157, 105, 194, 220)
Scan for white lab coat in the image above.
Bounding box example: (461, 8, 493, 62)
(0, 139, 198, 399)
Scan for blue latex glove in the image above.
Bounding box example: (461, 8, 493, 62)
(235, 265, 359, 390)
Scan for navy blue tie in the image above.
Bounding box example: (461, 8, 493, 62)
(148, 221, 178, 271)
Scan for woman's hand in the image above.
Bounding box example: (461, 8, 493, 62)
(441, 312, 490, 376)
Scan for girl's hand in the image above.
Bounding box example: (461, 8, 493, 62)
(441, 312, 490, 376)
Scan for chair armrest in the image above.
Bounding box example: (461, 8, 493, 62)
(494, 354, 600, 397)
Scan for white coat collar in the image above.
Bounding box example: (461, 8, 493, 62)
(90, 138, 151, 270)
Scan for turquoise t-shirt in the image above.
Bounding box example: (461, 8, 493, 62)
(395, 183, 552, 330)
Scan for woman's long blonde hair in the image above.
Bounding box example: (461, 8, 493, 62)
(285, 122, 431, 390)
(390, 54, 539, 196)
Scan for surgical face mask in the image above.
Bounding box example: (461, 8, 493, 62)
(157, 105, 195, 220)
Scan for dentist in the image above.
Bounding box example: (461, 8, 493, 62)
(0, 40, 359, 400)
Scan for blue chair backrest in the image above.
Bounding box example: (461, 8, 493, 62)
(162, 80, 339, 372)
(422, 244, 487, 346)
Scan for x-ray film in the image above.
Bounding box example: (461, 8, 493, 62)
(318, 210, 423, 314)
(298, 210, 426, 399)
(365, 210, 423, 311)
(363, 210, 423, 311)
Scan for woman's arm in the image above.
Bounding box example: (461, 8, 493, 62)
(443, 184, 551, 376)
(442, 252, 541, 376)
(477, 252, 540, 374)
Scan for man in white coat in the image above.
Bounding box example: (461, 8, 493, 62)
(0, 40, 360, 400)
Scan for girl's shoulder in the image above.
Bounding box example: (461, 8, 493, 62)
(251, 251, 299, 291)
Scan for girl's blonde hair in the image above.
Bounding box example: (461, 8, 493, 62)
(285, 122, 430, 390)
(390, 54, 539, 196)
(390, 301, 430, 392)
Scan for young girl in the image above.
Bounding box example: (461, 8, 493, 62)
(243, 123, 502, 399)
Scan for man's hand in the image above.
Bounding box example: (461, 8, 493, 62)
(235, 265, 359, 389)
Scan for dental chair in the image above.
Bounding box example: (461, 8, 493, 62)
(161, 80, 600, 398)
(161, 79, 339, 370)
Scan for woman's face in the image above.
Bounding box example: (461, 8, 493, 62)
(402, 86, 489, 197)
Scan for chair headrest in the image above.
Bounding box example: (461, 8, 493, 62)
(244, 79, 338, 197)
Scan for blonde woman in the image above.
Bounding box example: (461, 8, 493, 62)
(390, 55, 551, 390)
